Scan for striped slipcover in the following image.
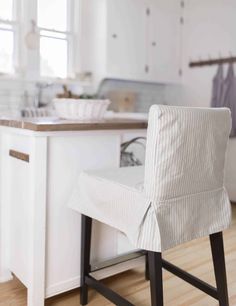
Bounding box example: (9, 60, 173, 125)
(68, 105, 232, 251)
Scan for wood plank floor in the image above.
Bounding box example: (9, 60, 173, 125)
(1, 204, 235, 306)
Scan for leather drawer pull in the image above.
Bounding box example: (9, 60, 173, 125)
(9, 150, 30, 163)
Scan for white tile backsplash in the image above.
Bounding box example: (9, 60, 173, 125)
(0, 78, 174, 116)
(98, 79, 167, 113)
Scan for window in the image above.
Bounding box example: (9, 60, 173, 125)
(0, 0, 16, 74)
(0, 0, 77, 80)
(37, 0, 74, 79)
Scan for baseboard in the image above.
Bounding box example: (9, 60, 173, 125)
(45, 256, 145, 298)
(46, 276, 81, 298)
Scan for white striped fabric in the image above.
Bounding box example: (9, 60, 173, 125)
(68, 105, 232, 252)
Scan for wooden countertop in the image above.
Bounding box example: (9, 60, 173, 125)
(0, 117, 148, 132)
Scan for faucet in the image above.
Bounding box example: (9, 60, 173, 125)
(34, 82, 53, 108)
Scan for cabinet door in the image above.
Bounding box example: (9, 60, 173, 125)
(147, 0, 181, 82)
(107, 0, 148, 80)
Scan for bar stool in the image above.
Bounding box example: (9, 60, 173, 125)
(69, 105, 232, 306)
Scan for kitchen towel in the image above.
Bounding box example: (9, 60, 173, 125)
(211, 64, 224, 108)
(221, 63, 236, 137)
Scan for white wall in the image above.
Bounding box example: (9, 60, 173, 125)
(166, 0, 236, 201)
(182, 0, 236, 106)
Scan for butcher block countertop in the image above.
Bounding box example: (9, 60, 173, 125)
(0, 117, 148, 132)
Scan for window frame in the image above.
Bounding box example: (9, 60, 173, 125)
(37, 0, 76, 80)
(0, 0, 20, 76)
(0, 0, 80, 82)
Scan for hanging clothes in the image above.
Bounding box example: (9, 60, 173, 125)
(211, 65, 224, 108)
(221, 63, 236, 137)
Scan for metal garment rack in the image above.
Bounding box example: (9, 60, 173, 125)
(189, 56, 236, 68)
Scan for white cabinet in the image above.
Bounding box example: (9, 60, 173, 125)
(79, 0, 182, 86)
(147, 0, 182, 82)
(106, 0, 147, 80)
(0, 127, 147, 306)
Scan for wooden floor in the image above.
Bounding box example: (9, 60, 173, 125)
(1, 205, 236, 306)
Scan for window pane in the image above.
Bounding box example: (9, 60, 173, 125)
(0, 23, 12, 30)
(0, 30, 14, 74)
(37, 0, 67, 31)
(0, 0, 13, 20)
(40, 36, 67, 78)
(40, 30, 67, 40)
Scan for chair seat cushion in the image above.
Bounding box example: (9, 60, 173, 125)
(68, 165, 231, 252)
(87, 166, 145, 191)
(68, 166, 151, 242)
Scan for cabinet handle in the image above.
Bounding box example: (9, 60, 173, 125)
(145, 65, 149, 73)
(9, 149, 30, 163)
(112, 34, 117, 39)
(152, 42, 156, 47)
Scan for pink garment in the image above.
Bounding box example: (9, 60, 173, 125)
(211, 65, 224, 108)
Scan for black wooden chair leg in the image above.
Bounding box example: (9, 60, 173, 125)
(145, 253, 150, 281)
(148, 251, 163, 306)
(80, 215, 92, 306)
(210, 232, 229, 306)
(79, 219, 228, 306)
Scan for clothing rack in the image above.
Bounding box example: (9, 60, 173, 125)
(189, 56, 236, 68)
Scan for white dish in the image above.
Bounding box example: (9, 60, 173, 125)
(53, 99, 110, 120)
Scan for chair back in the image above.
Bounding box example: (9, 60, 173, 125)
(144, 105, 232, 206)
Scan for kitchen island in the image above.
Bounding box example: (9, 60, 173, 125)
(0, 117, 147, 306)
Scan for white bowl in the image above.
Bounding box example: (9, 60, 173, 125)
(53, 99, 111, 120)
